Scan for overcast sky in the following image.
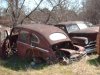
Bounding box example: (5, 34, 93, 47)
(0, 0, 83, 11)
(0, 0, 7, 8)
(24, 0, 52, 10)
(24, 0, 83, 12)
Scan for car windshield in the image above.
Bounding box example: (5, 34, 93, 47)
(49, 33, 67, 41)
(66, 24, 80, 33)
(77, 23, 89, 29)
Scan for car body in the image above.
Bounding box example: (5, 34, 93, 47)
(0, 25, 11, 58)
(96, 25, 100, 56)
(3, 24, 85, 64)
(55, 21, 99, 53)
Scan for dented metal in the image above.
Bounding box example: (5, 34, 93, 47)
(0, 24, 86, 64)
(55, 21, 99, 53)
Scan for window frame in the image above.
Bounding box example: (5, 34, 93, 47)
(18, 30, 29, 44)
(30, 33, 40, 45)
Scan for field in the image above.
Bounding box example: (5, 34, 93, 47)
(0, 54, 100, 75)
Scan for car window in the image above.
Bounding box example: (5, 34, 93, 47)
(49, 33, 67, 41)
(30, 33, 39, 44)
(66, 24, 80, 33)
(19, 30, 29, 43)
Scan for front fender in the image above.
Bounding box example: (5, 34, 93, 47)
(74, 45, 85, 51)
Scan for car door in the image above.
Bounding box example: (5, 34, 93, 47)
(29, 33, 40, 58)
(29, 33, 50, 59)
(17, 30, 32, 58)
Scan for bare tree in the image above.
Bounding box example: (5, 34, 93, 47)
(4, 0, 43, 27)
(80, 0, 100, 24)
(0, 0, 82, 26)
(45, 0, 79, 24)
(29, 0, 79, 24)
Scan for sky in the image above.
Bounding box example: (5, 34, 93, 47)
(0, 0, 83, 12)
(24, 0, 83, 10)
(24, 0, 53, 10)
(0, 0, 7, 8)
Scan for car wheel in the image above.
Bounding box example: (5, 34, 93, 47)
(46, 58, 54, 65)
(11, 43, 17, 55)
(60, 56, 71, 65)
(25, 49, 44, 65)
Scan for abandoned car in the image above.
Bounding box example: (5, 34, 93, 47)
(1, 24, 86, 64)
(55, 21, 99, 53)
(96, 26, 100, 56)
(0, 25, 11, 58)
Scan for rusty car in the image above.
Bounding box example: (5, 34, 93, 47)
(1, 24, 86, 64)
(55, 21, 99, 53)
(96, 25, 100, 56)
(0, 25, 11, 58)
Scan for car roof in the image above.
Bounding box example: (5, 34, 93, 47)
(57, 21, 85, 26)
(16, 24, 71, 45)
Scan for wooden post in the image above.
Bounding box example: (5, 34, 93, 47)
(96, 25, 100, 55)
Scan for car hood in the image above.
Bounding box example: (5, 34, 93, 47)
(70, 26, 99, 34)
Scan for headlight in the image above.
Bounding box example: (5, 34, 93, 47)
(85, 38, 88, 44)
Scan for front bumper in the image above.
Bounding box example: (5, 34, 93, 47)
(84, 41, 96, 53)
(84, 41, 96, 54)
(70, 51, 87, 61)
(85, 48, 96, 53)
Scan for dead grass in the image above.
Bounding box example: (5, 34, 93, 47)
(71, 55, 100, 75)
(0, 54, 100, 75)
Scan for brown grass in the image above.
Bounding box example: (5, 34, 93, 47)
(0, 54, 100, 75)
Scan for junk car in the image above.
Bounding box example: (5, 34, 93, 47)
(96, 25, 100, 56)
(2, 24, 86, 64)
(55, 21, 99, 53)
(0, 25, 11, 58)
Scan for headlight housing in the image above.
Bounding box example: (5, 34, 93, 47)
(85, 38, 88, 44)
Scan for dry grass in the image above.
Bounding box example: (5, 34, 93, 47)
(0, 54, 100, 75)
(71, 55, 100, 75)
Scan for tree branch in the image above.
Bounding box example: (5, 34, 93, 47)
(17, 0, 25, 19)
(20, 0, 43, 24)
